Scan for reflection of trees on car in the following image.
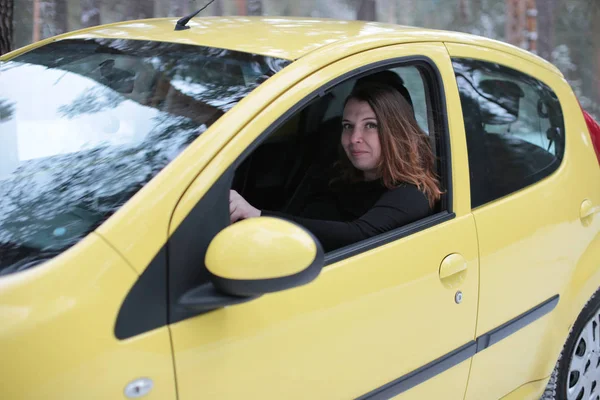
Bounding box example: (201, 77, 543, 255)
(453, 60, 556, 129)
(0, 98, 14, 121)
(0, 115, 205, 275)
(0, 38, 288, 275)
(51, 39, 276, 124)
(58, 87, 125, 118)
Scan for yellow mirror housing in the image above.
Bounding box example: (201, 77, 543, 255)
(205, 217, 324, 296)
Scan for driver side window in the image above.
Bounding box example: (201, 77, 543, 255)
(231, 62, 448, 255)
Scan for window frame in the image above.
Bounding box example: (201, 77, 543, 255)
(228, 55, 454, 264)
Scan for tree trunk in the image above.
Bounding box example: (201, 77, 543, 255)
(247, 0, 262, 15)
(213, 0, 223, 16)
(505, 0, 527, 48)
(81, 0, 100, 28)
(55, 0, 68, 33)
(398, 0, 415, 25)
(126, 0, 154, 20)
(0, 0, 13, 54)
(525, 0, 537, 53)
(40, 0, 68, 39)
(458, 0, 468, 24)
(472, 0, 482, 15)
(236, 0, 246, 15)
(357, 0, 376, 21)
(387, 0, 396, 24)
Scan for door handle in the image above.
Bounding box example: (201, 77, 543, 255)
(439, 253, 467, 280)
(580, 199, 594, 220)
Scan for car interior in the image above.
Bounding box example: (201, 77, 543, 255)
(456, 73, 564, 207)
(231, 65, 446, 220)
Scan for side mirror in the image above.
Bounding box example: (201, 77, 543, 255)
(206, 217, 324, 297)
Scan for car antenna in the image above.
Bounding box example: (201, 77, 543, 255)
(174, 0, 216, 31)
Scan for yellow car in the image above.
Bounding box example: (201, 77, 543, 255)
(1, 15, 600, 400)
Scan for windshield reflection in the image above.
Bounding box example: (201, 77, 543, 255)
(0, 38, 289, 276)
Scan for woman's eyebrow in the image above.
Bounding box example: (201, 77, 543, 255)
(342, 117, 376, 123)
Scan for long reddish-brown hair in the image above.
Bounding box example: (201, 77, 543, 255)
(336, 83, 442, 207)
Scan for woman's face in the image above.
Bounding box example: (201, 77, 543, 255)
(341, 98, 382, 181)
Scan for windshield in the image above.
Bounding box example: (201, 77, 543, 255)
(0, 38, 289, 276)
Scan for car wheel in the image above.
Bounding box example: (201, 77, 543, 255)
(543, 288, 600, 400)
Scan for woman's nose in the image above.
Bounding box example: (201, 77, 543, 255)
(350, 128, 364, 143)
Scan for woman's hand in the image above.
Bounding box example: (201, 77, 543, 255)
(229, 190, 261, 223)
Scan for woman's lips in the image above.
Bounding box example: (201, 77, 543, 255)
(351, 151, 368, 156)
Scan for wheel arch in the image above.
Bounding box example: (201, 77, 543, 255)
(536, 233, 600, 384)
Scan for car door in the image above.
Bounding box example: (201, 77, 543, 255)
(167, 43, 479, 399)
(446, 43, 600, 399)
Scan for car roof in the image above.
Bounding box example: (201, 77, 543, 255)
(50, 16, 560, 74)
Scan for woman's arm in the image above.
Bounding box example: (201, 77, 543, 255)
(263, 186, 431, 252)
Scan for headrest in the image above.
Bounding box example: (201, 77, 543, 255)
(478, 79, 524, 125)
(355, 71, 413, 109)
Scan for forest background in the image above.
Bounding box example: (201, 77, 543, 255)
(1, 0, 599, 119)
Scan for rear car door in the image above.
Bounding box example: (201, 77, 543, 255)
(446, 43, 600, 399)
(166, 43, 480, 399)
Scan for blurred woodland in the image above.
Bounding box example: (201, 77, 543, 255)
(1, 0, 599, 117)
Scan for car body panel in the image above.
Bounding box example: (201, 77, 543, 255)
(169, 215, 479, 399)
(388, 362, 473, 399)
(168, 42, 479, 399)
(0, 234, 176, 400)
(445, 42, 600, 400)
(499, 377, 551, 400)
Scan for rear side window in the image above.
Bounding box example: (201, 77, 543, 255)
(452, 58, 564, 208)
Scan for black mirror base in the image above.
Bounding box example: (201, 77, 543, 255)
(178, 282, 260, 311)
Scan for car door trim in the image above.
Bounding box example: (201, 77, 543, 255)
(325, 211, 455, 265)
(356, 295, 559, 399)
(114, 247, 168, 340)
(475, 294, 559, 352)
(356, 341, 477, 400)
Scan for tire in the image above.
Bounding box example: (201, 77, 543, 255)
(542, 288, 600, 400)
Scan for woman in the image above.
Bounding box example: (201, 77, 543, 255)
(229, 83, 442, 252)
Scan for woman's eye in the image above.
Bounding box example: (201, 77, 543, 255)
(366, 122, 378, 129)
(342, 124, 352, 130)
